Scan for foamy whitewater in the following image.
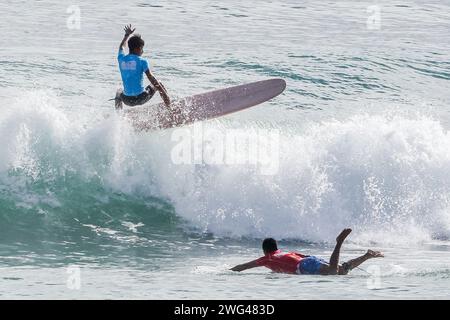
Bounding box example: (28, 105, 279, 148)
(0, 0, 449, 299)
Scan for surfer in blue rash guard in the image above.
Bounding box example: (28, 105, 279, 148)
(115, 24, 171, 110)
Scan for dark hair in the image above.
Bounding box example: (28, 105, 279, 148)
(128, 35, 145, 52)
(262, 238, 277, 253)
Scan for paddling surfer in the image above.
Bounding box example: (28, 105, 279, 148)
(231, 228, 384, 275)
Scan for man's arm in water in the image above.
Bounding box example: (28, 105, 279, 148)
(230, 259, 260, 272)
(119, 24, 135, 51)
(145, 70, 171, 107)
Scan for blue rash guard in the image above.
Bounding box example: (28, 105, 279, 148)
(118, 49, 150, 97)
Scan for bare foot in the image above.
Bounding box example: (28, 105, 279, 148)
(366, 249, 384, 258)
(336, 228, 352, 243)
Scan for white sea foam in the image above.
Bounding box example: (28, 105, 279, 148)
(1, 91, 450, 246)
(157, 111, 450, 245)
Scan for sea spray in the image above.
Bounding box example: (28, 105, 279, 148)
(1, 91, 450, 246)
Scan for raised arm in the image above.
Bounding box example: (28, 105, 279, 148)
(119, 24, 135, 51)
(145, 70, 171, 107)
(230, 259, 260, 272)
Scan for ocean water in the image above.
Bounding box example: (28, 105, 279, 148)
(0, 0, 450, 299)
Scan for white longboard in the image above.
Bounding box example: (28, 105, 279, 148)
(123, 78, 286, 131)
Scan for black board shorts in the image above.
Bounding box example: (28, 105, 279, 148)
(120, 85, 156, 107)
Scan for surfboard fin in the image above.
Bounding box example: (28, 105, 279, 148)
(114, 89, 123, 110)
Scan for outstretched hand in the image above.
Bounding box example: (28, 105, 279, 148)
(230, 265, 244, 272)
(124, 24, 135, 36)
